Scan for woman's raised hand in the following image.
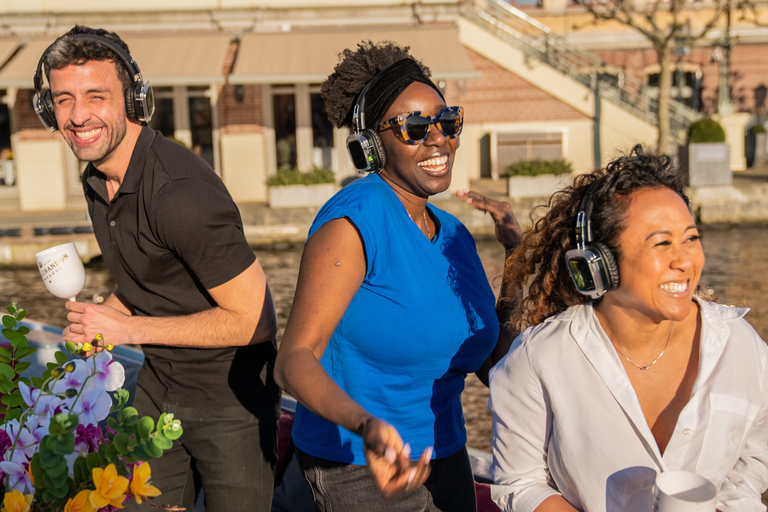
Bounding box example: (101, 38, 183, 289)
(457, 190, 522, 251)
(361, 417, 432, 497)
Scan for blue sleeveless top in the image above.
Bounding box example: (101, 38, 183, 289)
(292, 173, 500, 465)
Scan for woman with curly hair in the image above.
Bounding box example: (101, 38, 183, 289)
(274, 41, 520, 511)
(489, 146, 768, 511)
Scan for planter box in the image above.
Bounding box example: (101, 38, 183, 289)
(508, 173, 570, 200)
(268, 183, 337, 208)
(680, 143, 731, 188)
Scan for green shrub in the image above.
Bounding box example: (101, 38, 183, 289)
(749, 124, 767, 135)
(267, 167, 335, 186)
(688, 119, 726, 143)
(504, 158, 573, 177)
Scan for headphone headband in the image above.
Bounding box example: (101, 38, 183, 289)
(33, 31, 154, 132)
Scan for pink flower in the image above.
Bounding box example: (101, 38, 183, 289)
(72, 389, 111, 427)
(92, 352, 125, 392)
(52, 359, 90, 395)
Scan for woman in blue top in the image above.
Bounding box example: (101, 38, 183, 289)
(274, 41, 520, 511)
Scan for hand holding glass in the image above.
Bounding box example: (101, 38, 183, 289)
(35, 242, 86, 301)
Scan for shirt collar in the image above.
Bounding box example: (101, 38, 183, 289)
(83, 125, 156, 202)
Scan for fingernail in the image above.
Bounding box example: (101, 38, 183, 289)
(402, 443, 411, 459)
(426, 447, 433, 459)
(407, 468, 416, 485)
(385, 446, 396, 463)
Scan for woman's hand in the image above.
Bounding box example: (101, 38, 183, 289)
(457, 190, 522, 251)
(362, 418, 432, 497)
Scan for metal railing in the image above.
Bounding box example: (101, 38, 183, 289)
(460, 0, 700, 142)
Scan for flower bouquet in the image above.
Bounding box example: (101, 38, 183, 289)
(0, 303, 183, 511)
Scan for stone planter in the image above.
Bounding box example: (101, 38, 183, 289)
(507, 173, 570, 200)
(679, 143, 731, 188)
(268, 183, 337, 208)
(746, 132, 767, 168)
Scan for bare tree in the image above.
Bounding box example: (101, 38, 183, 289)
(575, 0, 729, 153)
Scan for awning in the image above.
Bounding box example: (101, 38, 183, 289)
(0, 33, 231, 88)
(0, 39, 21, 73)
(230, 24, 479, 84)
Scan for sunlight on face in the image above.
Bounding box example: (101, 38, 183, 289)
(602, 186, 705, 325)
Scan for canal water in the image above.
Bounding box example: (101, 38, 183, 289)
(1, 226, 766, 451)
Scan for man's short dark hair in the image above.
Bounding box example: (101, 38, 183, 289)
(44, 25, 133, 92)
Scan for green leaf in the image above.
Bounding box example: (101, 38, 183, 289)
(118, 406, 138, 426)
(152, 432, 173, 450)
(65, 341, 76, 354)
(137, 416, 154, 440)
(31, 376, 43, 388)
(164, 425, 183, 441)
(114, 433, 131, 454)
(47, 433, 75, 455)
(74, 456, 90, 488)
(4, 407, 20, 422)
(107, 417, 119, 431)
(30, 453, 45, 491)
(17, 325, 29, 334)
(1, 393, 24, 407)
(47, 462, 69, 488)
(5, 304, 16, 315)
(2, 315, 16, 330)
(0, 378, 15, 394)
(0, 355, 10, 364)
(15, 346, 36, 359)
(0, 363, 14, 380)
(10, 333, 27, 349)
(0, 347, 11, 360)
(14, 361, 31, 374)
(16, 310, 27, 321)
(142, 439, 163, 458)
(54, 351, 68, 365)
(86, 452, 101, 471)
(42, 472, 69, 499)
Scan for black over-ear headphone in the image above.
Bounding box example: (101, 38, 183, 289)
(564, 178, 620, 299)
(33, 33, 155, 132)
(346, 76, 387, 174)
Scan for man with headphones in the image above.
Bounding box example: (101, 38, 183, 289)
(37, 26, 280, 511)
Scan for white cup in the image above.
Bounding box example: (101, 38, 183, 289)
(35, 242, 86, 301)
(653, 470, 717, 512)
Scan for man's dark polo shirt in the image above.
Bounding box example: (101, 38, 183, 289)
(83, 126, 275, 408)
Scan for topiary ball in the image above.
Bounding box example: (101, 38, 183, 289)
(688, 118, 726, 143)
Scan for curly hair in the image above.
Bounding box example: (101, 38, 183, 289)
(320, 41, 430, 129)
(44, 25, 133, 93)
(503, 144, 690, 330)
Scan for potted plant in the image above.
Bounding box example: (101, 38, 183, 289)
(746, 124, 767, 168)
(504, 158, 573, 200)
(267, 168, 337, 208)
(0, 303, 182, 511)
(680, 118, 731, 188)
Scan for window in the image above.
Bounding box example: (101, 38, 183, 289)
(646, 65, 702, 111)
(311, 92, 334, 169)
(273, 93, 297, 170)
(483, 130, 566, 178)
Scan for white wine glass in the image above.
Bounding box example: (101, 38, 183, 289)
(35, 242, 86, 301)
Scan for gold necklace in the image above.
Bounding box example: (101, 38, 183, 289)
(613, 322, 673, 371)
(407, 208, 431, 239)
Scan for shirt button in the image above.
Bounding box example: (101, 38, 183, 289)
(682, 428, 691, 435)
(110, 221, 116, 227)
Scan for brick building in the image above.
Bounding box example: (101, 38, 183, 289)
(2, 0, 756, 212)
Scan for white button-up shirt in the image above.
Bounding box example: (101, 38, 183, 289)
(489, 299, 768, 512)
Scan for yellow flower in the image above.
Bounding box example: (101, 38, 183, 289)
(130, 462, 161, 505)
(89, 463, 129, 509)
(1, 490, 32, 512)
(64, 490, 96, 512)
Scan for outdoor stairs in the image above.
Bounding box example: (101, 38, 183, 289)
(460, 0, 701, 144)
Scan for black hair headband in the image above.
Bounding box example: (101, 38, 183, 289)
(360, 58, 445, 128)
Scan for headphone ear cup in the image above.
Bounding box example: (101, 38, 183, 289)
(364, 129, 386, 171)
(34, 89, 58, 132)
(592, 242, 620, 292)
(124, 83, 139, 122)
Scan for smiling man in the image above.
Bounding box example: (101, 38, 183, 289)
(36, 26, 280, 512)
